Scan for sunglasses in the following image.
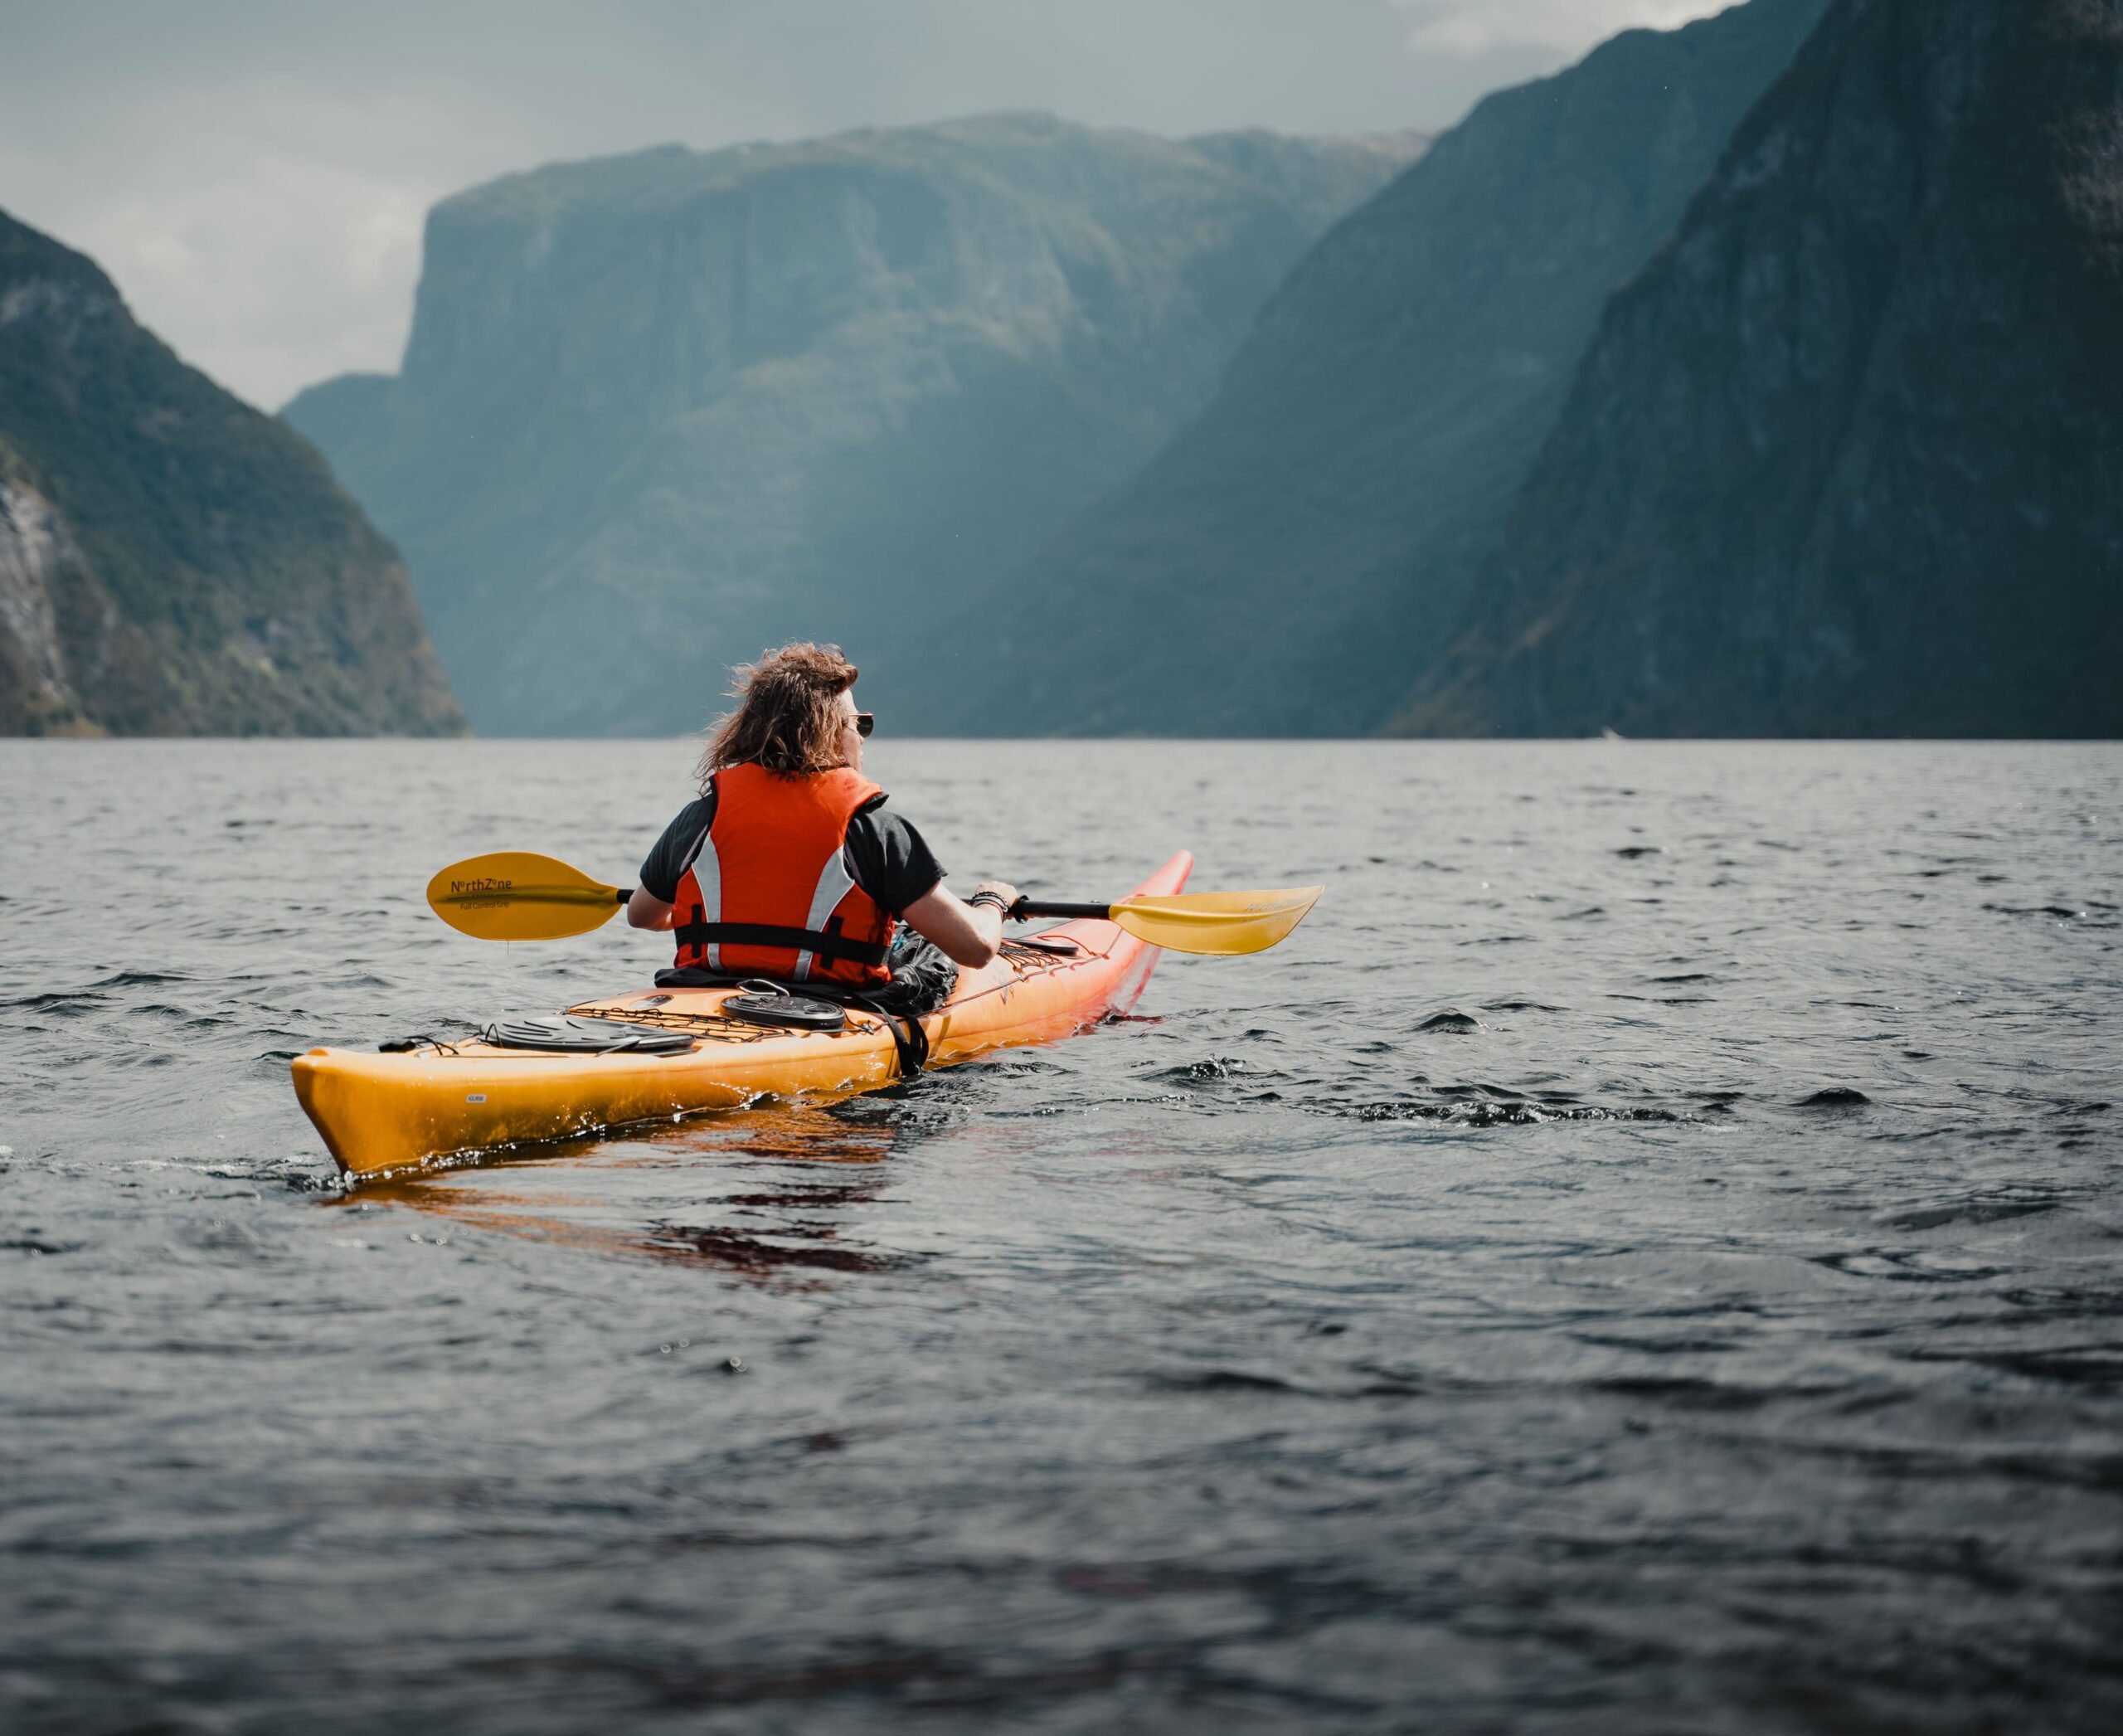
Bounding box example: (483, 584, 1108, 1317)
(853, 711, 875, 738)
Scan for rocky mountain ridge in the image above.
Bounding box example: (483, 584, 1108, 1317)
(1402, 0, 2123, 737)
(0, 208, 462, 736)
(286, 114, 1421, 736)
(922, 0, 1828, 736)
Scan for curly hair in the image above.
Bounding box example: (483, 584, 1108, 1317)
(698, 643, 859, 785)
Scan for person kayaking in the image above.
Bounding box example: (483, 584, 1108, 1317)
(625, 642, 1018, 1012)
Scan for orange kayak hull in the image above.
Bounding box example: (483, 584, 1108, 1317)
(292, 852, 1191, 1176)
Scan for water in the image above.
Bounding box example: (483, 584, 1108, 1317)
(2, 739, 2119, 1734)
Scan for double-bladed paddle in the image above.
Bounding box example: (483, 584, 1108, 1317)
(424, 851, 1320, 956)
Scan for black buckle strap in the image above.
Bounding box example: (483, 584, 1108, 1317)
(673, 917, 890, 969)
(849, 992, 930, 1078)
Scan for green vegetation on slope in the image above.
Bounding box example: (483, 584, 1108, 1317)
(0, 209, 463, 736)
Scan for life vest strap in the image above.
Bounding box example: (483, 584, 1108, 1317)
(672, 917, 890, 969)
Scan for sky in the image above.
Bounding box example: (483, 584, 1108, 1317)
(0, 0, 1729, 410)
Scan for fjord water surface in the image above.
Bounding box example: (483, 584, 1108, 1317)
(2, 740, 2118, 1734)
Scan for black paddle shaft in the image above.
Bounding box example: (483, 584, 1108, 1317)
(1008, 898, 1110, 921)
(626, 885, 1100, 919)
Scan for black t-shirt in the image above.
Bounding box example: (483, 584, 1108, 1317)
(638, 780, 946, 917)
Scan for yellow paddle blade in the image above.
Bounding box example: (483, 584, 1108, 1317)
(425, 852, 625, 941)
(1107, 886, 1324, 956)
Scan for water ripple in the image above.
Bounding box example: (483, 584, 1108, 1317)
(2, 737, 2119, 1734)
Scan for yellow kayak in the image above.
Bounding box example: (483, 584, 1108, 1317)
(293, 851, 1192, 1177)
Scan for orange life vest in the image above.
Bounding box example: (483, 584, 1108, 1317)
(671, 762, 896, 987)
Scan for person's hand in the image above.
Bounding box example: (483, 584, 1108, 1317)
(973, 880, 1021, 917)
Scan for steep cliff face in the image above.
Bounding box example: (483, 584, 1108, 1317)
(0, 210, 463, 736)
(285, 114, 1419, 737)
(1405, 0, 2123, 738)
(0, 460, 134, 734)
(925, 0, 1825, 736)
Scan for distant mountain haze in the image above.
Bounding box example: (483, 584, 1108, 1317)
(0, 209, 461, 736)
(923, 0, 1828, 736)
(1402, 0, 2123, 737)
(284, 114, 1420, 737)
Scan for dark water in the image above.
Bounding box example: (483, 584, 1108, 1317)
(3, 739, 2120, 1734)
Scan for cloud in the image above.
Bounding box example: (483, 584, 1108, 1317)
(0, 0, 1734, 407)
(0, 56, 474, 407)
(1392, 0, 1726, 56)
(67, 158, 438, 410)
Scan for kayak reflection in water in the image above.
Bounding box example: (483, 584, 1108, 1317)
(624, 642, 1018, 1015)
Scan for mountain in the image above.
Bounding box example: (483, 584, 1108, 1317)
(921, 0, 1827, 737)
(1403, 0, 2123, 738)
(284, 114, 1420, 737)
(0, 209, 462, 736)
